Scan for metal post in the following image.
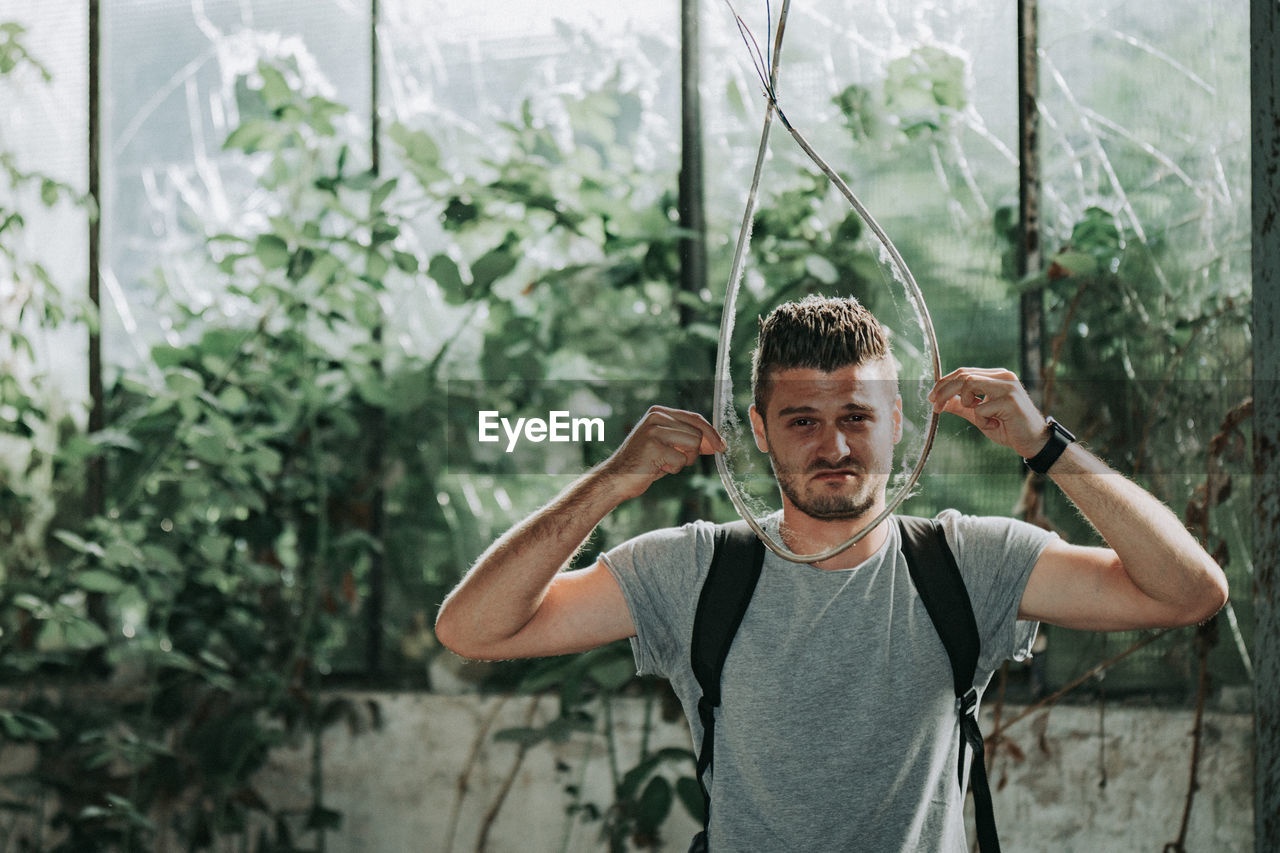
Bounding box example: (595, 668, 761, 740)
(1252, 0, 1280, 848)
(87, 0, 104, 517)
(678, 0, 707, 327)
(677, 0, 711, 525)
(366, 0, 385, 676)
(1016, 0, 1042, 393)
(370, 0, 381, 175)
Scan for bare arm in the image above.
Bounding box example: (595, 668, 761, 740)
(929, 368, 1228, 631)
(434, 406, 725, 661)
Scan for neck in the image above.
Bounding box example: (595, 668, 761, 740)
(779, 499, 891, 570)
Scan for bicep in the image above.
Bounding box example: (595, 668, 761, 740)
(466, 560, 636, 661)
(1018, 540, 1194, 632)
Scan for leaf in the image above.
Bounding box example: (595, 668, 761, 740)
(246, 447, 283, 478)
(832, 83, 878, 140)
(224, 119, 277, 152)
(675, 776, 705, 823)
(389, 124, 439, 167)
(305, 805, 343, 831)
(287, 247, 316, 282)
(353, 373, 393, 408)
(305, 95, 348, 135)
(471, 240, 519, 291)
(258, 63, 292, 109)
(441, 197, 481, 232)
(370, 222, 400, 247)
(371, 177, 399, 211)
(618, 754, 661, 801)
(586, 654, 636, 691)
(389, 123, 446, 185)
(1047, 250, 1098, 279)
(217, 385, 249, 413)
(59, 617, 109, 651)
(76, 569, 126, 594)
(0, 211, 24, 237)
(635, 776, 673, 831)
(306, 250, 345, 285)
(53, 530, 105, 558)
(428, 254, 466, 304)
(189, 431, 231, 465)
(365, 250, 390, 284)
(804, 254, 839, 285)
(87, 428, 140, 452)
(0, 711, 57, 742)
(393, 250, 419, 273)
(12, 595, 49, 616)
(254, 234, 291, 269)
(104, 538, 145, 569)
(164, 367, 205, 399)
(493, 726, 546, 747)
(141, 544, 183, 576)
(545, 713, 595, 743)
(518, 656, 582, 693)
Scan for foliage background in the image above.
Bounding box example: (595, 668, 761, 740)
(0, 0, 1252, 849)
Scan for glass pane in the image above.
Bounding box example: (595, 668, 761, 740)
(1037, 0, 1251, 692)
(0, 0, 89, 405)
(101, 0, 372, 368)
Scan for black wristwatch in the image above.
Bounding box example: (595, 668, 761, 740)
(1023, 417, 1076, 474)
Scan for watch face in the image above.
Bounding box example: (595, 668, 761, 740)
(1049, 418, 1076, 443)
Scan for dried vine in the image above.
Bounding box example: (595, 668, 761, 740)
(443, 693, 510, 853)
(476, 695, 543, 852)
(1161, 398, 1250, 852)
(986, 398, 1250, 850)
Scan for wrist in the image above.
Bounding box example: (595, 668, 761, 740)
(1023, 417, 1076, 475)
(589, 456, 649, 506)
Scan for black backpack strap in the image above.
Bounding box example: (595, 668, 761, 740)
(689, 520, 766, 844)
(897, 515, 1001, 853)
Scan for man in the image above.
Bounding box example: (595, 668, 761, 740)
(435, 295, 1227, 851)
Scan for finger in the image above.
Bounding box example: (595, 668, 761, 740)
(649, 425, 704, 466)
(931, 380, 985, 414)
(652, 408, 727, 453)
(928, 371, 975, 411)
(929, 367, 1017, 407)
(654, 444, 697, 474)
(971, 398, 1012, 431)
(939, 395, 985, 426)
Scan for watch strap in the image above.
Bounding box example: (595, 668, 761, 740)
(1024, 417, 1075, 474)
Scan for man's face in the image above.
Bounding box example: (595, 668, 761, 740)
(748, 361, 903, 522)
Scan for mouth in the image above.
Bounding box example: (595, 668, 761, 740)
(810, 469, 859, 482)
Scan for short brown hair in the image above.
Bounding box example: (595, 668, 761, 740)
(751, 295, 891, 411)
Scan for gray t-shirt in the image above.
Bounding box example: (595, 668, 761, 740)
(600, 510, 1056, 852)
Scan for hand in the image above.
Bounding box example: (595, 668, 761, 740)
(927, 368, 1049, 458)
(600, 406, 726, 501)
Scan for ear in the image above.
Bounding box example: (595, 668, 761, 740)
(892, 395, 903, 444)
(748, 404, 770, 453)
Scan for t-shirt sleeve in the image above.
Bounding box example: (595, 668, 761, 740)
(599, 522, 715, 679)
(935, 509, 1058, 677)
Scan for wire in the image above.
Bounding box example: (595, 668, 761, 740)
(723, 0, 774, 100)
(712, 0, 941, 563)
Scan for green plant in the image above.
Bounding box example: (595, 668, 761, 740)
(0, 8, 1252, 850)
(0, 43, 409, 850)
(491, 651, 702, 852)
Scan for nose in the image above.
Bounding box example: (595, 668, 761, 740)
(817, 423, 852, 462)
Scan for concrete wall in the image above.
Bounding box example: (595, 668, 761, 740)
(254, 691, 1254, 853)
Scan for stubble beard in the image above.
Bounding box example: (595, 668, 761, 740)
(773, 458, 881, 521)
